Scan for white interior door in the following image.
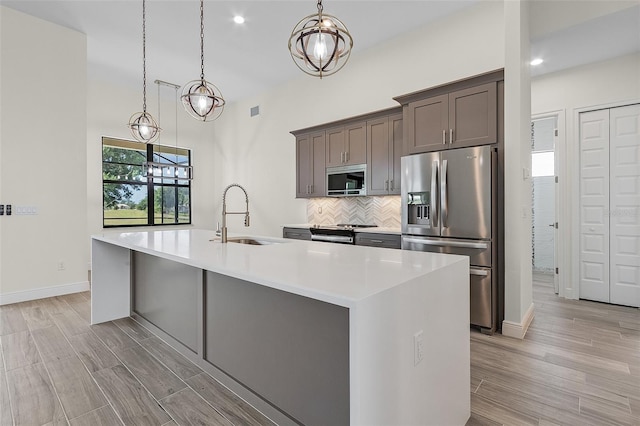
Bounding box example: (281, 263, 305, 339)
(579, 110, 610, 303)
(609, 104, 640, 308)
(531, 116, 558, 292)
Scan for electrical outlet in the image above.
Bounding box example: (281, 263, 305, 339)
(414, 330, 424, 366)
(317, 206, 322, 214)
(57, 261, 65, 271)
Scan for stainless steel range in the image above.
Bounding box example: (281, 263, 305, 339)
(310, 224, 377, 244)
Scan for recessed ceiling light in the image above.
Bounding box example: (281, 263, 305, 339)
(233, 15, 245, 24)
(530, 58, 544, 66)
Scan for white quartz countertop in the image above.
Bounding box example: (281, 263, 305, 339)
(354, 227, 401, 235)
(92, 229, 466, 308)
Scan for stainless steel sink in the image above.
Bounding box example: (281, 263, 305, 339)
(210, 236, 283, 245)
(228, 237, 269, 245)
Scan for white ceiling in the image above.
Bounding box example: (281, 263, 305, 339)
(1, 0, 638, 102)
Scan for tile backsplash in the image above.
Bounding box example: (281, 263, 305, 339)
(307, 196, 401, 227)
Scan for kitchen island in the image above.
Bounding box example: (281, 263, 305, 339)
(91, 229, 470, 425)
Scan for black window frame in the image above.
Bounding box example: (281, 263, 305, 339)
(102, 137, 192, 228)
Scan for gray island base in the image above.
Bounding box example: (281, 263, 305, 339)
(91, 229, 470, 425)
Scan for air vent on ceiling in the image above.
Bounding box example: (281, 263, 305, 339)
(250, 106, 260, 117)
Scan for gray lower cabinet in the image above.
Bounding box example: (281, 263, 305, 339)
(133, 253, 350, 426)
(205, 271, 349, 426)
(132, 252, 200, 353)
(355, 232, 401, 249)
(282, 227, 311, 240)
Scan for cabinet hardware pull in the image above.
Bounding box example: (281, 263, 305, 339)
(449, 129, 453, 144)
(442, 129, 446, 145)
(385, 180, 388, 190)
(310, 184, 313, 193)
(340, 152, 344, 163)
(371, 240, 384, 244)
(345, 151, 349, 162)
(390, 180, 394, 190)
(403, 237, 488, 249)
(470, 268, 489, 276)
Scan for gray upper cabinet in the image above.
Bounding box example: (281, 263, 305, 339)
(449, 82, 497, 149)
(326, 126, 345, 167)
(367, 113, 403, 195)
(395, 70, 503, 156)
(405, 94, 449, 154)
(296, 131, 326, 198)
(326, 121, 367, 167)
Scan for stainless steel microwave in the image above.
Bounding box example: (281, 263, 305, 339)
(326, 164, 367, 196)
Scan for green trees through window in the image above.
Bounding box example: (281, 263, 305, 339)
(102, 137, 191, 227)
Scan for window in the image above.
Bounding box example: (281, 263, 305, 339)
(102, 137, 191, 227)
(531, 151, 555, 177)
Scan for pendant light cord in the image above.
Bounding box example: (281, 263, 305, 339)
(142, 0, 148, 113)
(200, 0, 205, 82)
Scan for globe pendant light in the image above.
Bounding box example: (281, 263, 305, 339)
(128, 0, 161, 143)
(288, 0, 353, 78)
(181, 0, 225, 122)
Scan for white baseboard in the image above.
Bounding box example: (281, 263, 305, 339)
(502, 303, 535, 339)
(0, 281, 90, 306)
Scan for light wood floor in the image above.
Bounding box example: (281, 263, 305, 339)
(467, 273, 640, 426)
(0, 292, 274, 426)
(1, 275, 638, 425)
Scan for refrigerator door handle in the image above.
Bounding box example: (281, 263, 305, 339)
(441, 159, 448, 228)
(470, 268, 489, 276)
(402, 237, 488, 249)
(430, 160, 438, 227)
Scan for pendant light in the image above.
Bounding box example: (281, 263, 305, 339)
(128, 0, 161, 143)
(181, 0, 225, 122)
(288, 0, 353, 79)
(143, 80, 194, 180)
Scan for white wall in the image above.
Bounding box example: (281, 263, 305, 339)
(213, 0, 505, 237)
(502, 0, 533, 336)
(531, 52, 640, 298)
(0, 7, 88, 301)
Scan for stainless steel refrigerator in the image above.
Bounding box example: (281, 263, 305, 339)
(401, 145, 498, 333)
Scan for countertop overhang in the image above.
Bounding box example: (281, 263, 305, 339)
(92, 228, 466, 308)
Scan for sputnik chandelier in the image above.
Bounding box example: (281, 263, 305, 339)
(181, 0, 225, 121)
(128, 0, 161, 143)
(288, 0, 353, 78)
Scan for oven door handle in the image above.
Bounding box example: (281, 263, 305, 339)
(311, 235, 354, 244)
(402, 237, 488, 250)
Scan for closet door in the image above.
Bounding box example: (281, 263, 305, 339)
(579, 110, 610, 303)
(609, 104, 640, 307)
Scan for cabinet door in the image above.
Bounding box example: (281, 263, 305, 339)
(449, 82, 497, 148)
(296, 134, 312, 198)
(405, 94, 449, 155)
(389, 113, 403, 195)
(345, 121, 367, 165)
(326, 126, 345, 167)
(310, 131, 326, 196)
(367, 117, 391, 196)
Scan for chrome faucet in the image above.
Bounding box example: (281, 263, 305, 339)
(219, 183, 250, 243)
